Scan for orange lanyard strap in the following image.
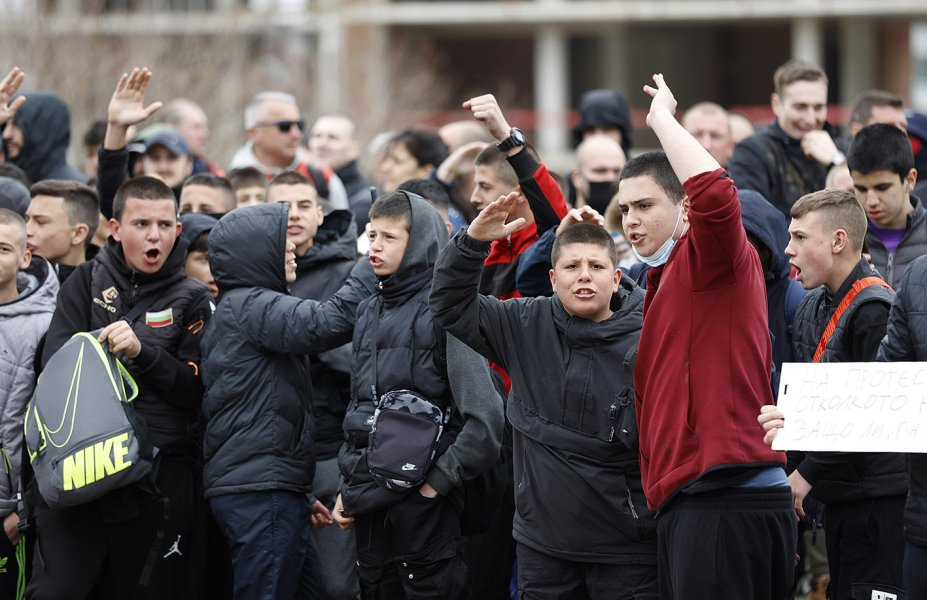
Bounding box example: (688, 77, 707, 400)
(812, 276, 892, 363)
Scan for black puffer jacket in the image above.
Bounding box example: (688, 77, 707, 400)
(290, 209, 358, 460)
(9, 92, 87, 183)
(339, 194, 503, 516)
(432, 230, 657, 565)
(877, 255, 927, 546)
(201, 203, 374, 497)
(791, 261, 907, 504)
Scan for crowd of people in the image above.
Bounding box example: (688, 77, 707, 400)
(1, 55, 927, 600)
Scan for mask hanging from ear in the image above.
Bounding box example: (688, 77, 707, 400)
(631, 204, 684, 268)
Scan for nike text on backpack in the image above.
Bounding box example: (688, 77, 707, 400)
(23, 332, 156, 508)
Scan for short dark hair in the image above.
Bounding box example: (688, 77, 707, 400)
(113, 176, 176, 221)
(617, 152, 685, 204)
(397, 178, 450, 220)
(791, 188, 867, 253)
(0, 207, 26, 251)
(847, 123, 914, 179)
(267, 168, 329, 200)
(369, 191, 412, 229)
(29, 180, 100, 246)
(850, 90, 904, 127)
(188, 230, 210, 254)
(182, 173, 236, 212)
(551, 222, 618, 268)
(228, 166, 266, 190)
(773, 60, 828, 97)
(387, 129, 449, 169)
(474, 145, 519, 189)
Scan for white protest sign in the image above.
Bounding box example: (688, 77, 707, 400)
(772, 362, 927, 453)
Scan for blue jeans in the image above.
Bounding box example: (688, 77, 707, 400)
(210, 490, 325, 600)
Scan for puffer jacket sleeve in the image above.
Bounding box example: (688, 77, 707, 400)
(240, 259, 375, 354)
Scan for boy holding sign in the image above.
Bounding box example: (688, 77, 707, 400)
(777, 188, 906, 600)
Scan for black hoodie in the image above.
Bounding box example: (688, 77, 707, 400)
(738, 189, 807, 396)
(9, 92, 86, 184)
(42, 235, 213, 453)
(431, 230, 657, 565)
(339, 194, 504, 516)
(201, 203, 375, 497)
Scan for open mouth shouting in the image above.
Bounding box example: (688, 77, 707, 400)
(144, 248, 162, 266)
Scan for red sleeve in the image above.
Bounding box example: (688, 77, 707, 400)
(683, 169, 754, 290)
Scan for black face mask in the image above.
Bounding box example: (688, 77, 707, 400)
(586, 180, 616, 214)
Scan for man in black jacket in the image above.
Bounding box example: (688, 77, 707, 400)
(784, 188, 906, 600)
(430, 200, 657, 600)
(28, 176, 214, 600)
(729, 60, 845, 218)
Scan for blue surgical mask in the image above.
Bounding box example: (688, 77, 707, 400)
(632, 205, 683, 268)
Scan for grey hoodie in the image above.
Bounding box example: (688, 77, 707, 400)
(0, 257, 58, 516)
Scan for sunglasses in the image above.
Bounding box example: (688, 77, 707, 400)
(255, 119, 306, 133)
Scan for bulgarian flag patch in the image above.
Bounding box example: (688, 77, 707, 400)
(145, 308, 174, 328)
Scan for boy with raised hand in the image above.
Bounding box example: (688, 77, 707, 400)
(623, 75, 794, 599)
(331, 191, 503, 600)
(430, 200, 658, 599)
(780, 188, 905, 600)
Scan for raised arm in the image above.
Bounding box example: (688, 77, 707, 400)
(0, 67, 25, 129)
(99, 68, 163, 218)
(463, 94, 568, 231)
(430, 192, 529, 365)
(643, 74, 720, 183)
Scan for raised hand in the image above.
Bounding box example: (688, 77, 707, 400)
(0, 67, 26, 127)
(556, 206, 605, 237)
(462, 94, 512, 141)
(108, 67, 162, 127)
(466, 191, 528, 242)
(642, 73, 678, 129)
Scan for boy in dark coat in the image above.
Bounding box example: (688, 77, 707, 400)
(201, 202, 375, 600)
(430, 202, 658, 599)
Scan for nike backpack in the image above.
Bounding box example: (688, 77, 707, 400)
(24, 332, 157, 508)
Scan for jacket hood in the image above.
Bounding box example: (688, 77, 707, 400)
(0, 177, 30, 216)
(179, 212, 218, 251)
(0, 256, 58, 317)
(739, 189, 791, 281)
(378, 192, 448, 296)
(552, 272, 643, 345)
(296, 209, 357, 271)
(9, 92, 74, 183)
(210, 203, 288, 293)
(574, 89, 633, 155)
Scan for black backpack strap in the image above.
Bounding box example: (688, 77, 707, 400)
(369, 299, 381, 403)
